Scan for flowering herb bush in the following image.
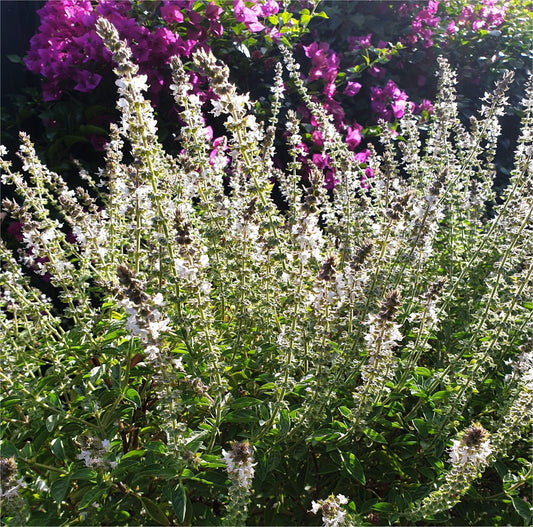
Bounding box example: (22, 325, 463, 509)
(1, 16, 532, 526)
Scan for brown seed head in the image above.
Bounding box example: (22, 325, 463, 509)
(230, 440, 253, 464)
(462, 423, 487, 448)
(378, 289, 401, 322)
(0, 457, 17, 480)
(318, 254, 338, 281)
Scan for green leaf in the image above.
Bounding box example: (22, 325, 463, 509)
(229, 396, 262, 409)
(171, 483, 187, 524)
(1, 395, 21, 408)
(223, 410, 259, 423)
(46, 392, 62, 408)
(391, 434, 417, 447)
(414, 367, 432, 377)
(78, 486, 105, 509)
(7, 54, 23, 64)
(279, 409, 290, 435)
(258, 382, 277, 393)
(121, 449, 146, 461)
(372, 501, 395, 512)
(363, 428, 387, 444)
(184, 431, 208, 453)
(70, 468, 97, 481)
(431, 390, 450, 402)
(341, 452, 365, 484)
(0, 442, 18, 458)
(50, 477, 70, 504)
(50, 438, 66, 461)
(412, 418, 429, 437)
(140, 496, 170, 525)
(511, 496, 533, 523)
(266, 451, 281, 473)
(280, 11, 292, 24)
(124, 387, 141, 408)
(46, 414, 60, 432)
(79, 124, 108, 135)
(62, 135, 89, 147)
(338, 406, 352, 418)
(307, 429, 340, 443)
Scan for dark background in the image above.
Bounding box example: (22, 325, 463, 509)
(1, 1, 43, 109)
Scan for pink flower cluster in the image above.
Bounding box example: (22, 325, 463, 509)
(299, 32, 435, 188)
(400, 0, 440, 48)
(234, 0, 279, 34)
(454, 0, 507, 32)
(399, 0, 507, 48)
(24, 0, 282, 102)
(370, 80, 409, 121)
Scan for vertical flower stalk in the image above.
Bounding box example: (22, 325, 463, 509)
(408, 423, 492, 521)
(0, 456, 28, 524)
(115, 263, 169, 363)
(491, 349, 533, 463)
(350, 289, 402, 432)
(222, 441, 256, 526)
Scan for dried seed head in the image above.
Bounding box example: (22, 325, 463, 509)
(2, 198, 17, 214)
(351, 240, 373, 269)
(301, 192, 319, 214)
(174, 209, 192, 245)
(385, 192, 412, 220)
(425, 277, 447, 302)
(117, 263, 148, 304)
(244, 197, 257, 219)
(428, 168, 447, 196)
(0, 457, 17, 480)
(317, 254, 338, 281)
(385, 204, 402, 221)
(301, 169, 323, 214)
(230, 440, 253, 464)
(352, 240, 374, 265)
(519, 339, 533, 355)
(321, 501, 334, 515)
(462, 423, 488, 448)
(75, 187, 95, 208)
(117, 263, 134, 287)
(378, 289, 401, 322)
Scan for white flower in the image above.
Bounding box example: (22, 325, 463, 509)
(223, 441, 256, 489)
(199, 254, 209, 267)
(145, 344, 160, 361)
(153, 293, 165, 305)
(448, 424, 492, 467)
(200, 281, 212, 296)
(210, 99, 225, 117)
(310, 494, 350, 527)
(148, 317, 170, 340)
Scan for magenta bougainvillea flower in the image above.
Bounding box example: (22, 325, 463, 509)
(24, 0, 284, 102)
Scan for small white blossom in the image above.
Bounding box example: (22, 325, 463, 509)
(448, 424, 491, 468)
(222, 441, 256, 489)
(310, 494, 350, 527)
